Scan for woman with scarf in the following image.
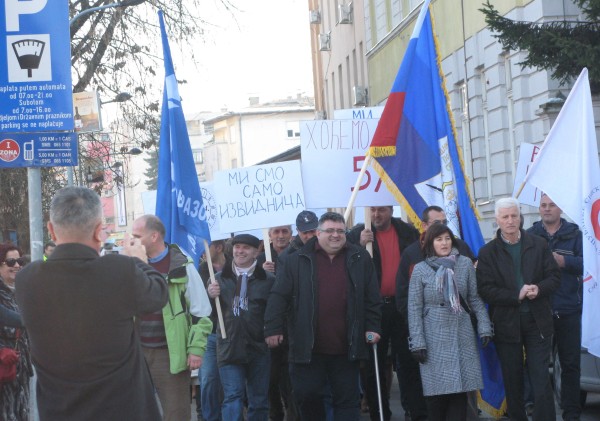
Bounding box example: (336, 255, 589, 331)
(0, 243, 32, 421)
(407, 223, 492, 421)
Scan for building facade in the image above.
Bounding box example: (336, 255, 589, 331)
(310, 0, 589, 239)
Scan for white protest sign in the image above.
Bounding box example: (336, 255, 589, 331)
(300, 118, 396, 208)
(214, 160, 305, 232)
(513, 143, 543, 207)
(333, 106, 384, 120)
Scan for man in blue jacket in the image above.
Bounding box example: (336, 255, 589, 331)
(528, 193, 583, 421)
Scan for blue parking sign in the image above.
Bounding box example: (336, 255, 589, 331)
(0, 0, 73, 133)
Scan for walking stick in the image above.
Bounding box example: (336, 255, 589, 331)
(366, 332, 384, 421)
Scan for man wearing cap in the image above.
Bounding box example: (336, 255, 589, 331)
(347, 206, 419, 421)
(207, 234, 276, 421)
(265, 212, 382, 420)
(266, 210, 319, 421)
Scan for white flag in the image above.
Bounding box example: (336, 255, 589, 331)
(523, 68, 600, 357)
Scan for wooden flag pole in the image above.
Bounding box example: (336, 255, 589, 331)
(262, 228, 272, 263)
(344, 154, 372, 221)
(203, 239, 226, 339)
(364, 208, 373, 256)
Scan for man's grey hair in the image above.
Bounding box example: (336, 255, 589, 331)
(268, 225, 292, 234)
(495, 197, 521, 217)
(50, 187, 102, 235)
(318, 211, 345, 228)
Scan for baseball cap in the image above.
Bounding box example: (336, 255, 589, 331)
(296, 210, 318, 232)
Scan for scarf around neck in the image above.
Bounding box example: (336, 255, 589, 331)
(425, 248, 461, 313)
(232, 261, 257, 316)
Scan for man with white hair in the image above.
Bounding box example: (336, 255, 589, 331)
(476, 197, 560, 421)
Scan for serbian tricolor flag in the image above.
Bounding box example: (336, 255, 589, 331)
(367, 0, 506, 416)
(368, 0, 482, 255)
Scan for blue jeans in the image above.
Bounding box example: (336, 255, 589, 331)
(290, 354, 360, 421)
(495, 312, 556, 421)
(219, 349, 270, 421)
(554, 312, 582, 420)
(201, 334, 222, 421)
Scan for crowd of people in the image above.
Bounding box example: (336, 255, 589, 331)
(0, 187, 584, 421)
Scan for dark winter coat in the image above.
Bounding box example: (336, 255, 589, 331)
(476, 230, 561, 343)
(214, 263, 275, 365)
(347, 217, 419, 288)
(527, 219, 583, 315)
(15, 243, 168, 421)
(264, 237, 382, 363)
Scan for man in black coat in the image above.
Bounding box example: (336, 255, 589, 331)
(265, 211, 382, 421)
(16, 187, 167, 421)
(477, 197, 560, 421)
(347, 206, 419, 421)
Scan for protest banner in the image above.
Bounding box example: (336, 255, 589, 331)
(512, 143, 542, 207)
(300, 118, 396, 208)
(214, 160, 305, 232)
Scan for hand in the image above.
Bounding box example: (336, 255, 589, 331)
(207, 282, 220, 299)
(122, 234, 148, 263)
(265, 335, 284, 348)
(552, 252, 565, 268)
(526, 284, 539, 300)
(481, 336, 492, 348)
(365, 331, 380, 344)
(263, 261, 276, 273)
(518, 284, 533, 301)
(187, 354, 202, 370)
(359, 229, 374, 247)
(412, 349, 427, 364)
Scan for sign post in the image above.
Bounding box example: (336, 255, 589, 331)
(1, 0, 73, 262)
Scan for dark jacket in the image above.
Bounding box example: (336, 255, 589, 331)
(214, 263, 275, 365)
(347, 218, 419, 289)
(527, 219, 583, 315)
(396, 235, 475, 319)
(264, 237, 382, 363)
(15, 243, 168, 421)
(476, 230, 561, 343)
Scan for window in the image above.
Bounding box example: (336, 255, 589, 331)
(192, 149, 203, 164)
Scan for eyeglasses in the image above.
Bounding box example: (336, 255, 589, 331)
(2, 258, 27, 267)
(319, 228, 346, 235)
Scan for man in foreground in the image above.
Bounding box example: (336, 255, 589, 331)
(265, 212, 382, 421)
(132, 214, 213, 421)
(477, 197, 560, 421)
(16, 187, 168, 420)
(527, 193, 583, 420)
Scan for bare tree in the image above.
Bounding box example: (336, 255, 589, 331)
(0, 0, 237, 251)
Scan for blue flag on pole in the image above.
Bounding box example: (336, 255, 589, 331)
(156, 10, 211, 267)
(367, 0, 506, 416)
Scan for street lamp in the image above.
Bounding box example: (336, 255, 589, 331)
(70, 0, 147, 27)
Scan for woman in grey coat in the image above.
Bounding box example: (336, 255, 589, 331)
(408, 223, 492, 421)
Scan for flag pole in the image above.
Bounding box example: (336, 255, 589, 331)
(203, 239, 226, 339)
(364, 208, 373, 256)
(344, 154, 372, 221)
(262, 228, 273, 263)
(514, 181, 526, 199)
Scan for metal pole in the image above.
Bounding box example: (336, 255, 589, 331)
(366, 332, 384, 421)
(27, 168, 43, 261)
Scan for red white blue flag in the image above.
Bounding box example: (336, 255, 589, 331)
(367, 0, 506, 415)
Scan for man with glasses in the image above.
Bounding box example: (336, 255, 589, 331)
(132, 214, 213, 421)
(396, 205, 476, 420)
(346, 206, 419, 421)
(265, 211, 382, 421)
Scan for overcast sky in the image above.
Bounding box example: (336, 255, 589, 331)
(173, 0, 314, 114)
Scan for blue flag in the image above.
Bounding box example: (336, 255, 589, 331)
(367, 0, 505, 415)
(156, 10, 211, 267)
